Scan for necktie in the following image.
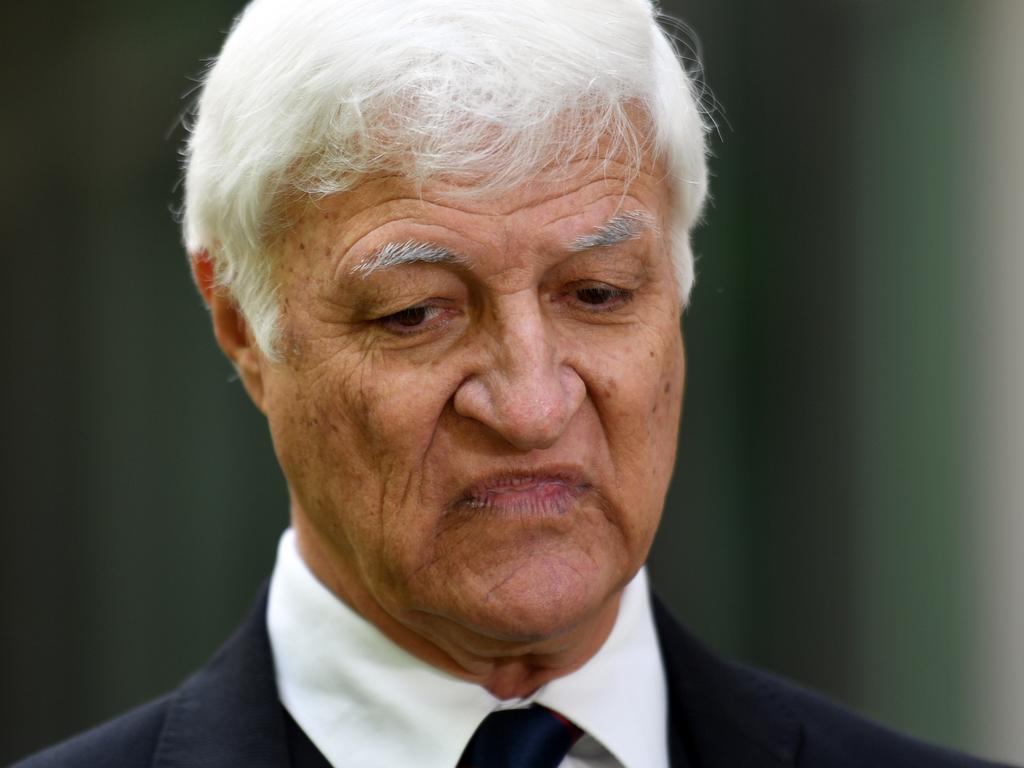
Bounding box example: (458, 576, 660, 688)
(458, 704, 584, 768)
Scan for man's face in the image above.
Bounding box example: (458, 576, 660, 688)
(256, 149, 684, 655)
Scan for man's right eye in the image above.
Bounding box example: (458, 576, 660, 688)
(377, 304, 448, 335)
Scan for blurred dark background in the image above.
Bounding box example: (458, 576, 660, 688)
(2, 1, 1021, 764)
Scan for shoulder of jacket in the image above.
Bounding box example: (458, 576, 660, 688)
(12, 694, 172, 768)
(735, 663, 1014, 768)
(652, 593, 1014, 768)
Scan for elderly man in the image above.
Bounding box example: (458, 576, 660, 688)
(16, 1, 1013, 767)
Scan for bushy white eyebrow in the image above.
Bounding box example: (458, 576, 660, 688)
(353, 211, 654, 276)
(352, 240, 467, 276)
(569, 210, 657, 252)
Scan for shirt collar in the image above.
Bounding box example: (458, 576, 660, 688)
(536, 562, 668, 768)
(267, 528, 668, 768)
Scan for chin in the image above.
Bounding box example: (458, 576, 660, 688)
(457, 555, 615, 644)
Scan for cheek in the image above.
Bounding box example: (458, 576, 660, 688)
(650, 337, 684, 422)
(653, 337, 685, 490)
(585, 326, 683, 519)
(263, 367, 382, 528)
(590, 324, 681, 430)
(266, 353, 461, 564)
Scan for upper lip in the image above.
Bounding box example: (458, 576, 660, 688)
(454, 465, 590, 504)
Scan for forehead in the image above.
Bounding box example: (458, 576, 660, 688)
(281, 151, 672, 275)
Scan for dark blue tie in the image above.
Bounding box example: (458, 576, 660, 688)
(458, 704, 584, 768)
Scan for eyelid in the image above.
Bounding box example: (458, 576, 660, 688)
(557, 281, 634, 313)
(376, 300, 458, 337)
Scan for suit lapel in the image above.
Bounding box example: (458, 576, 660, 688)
(151, 586, 294, 768)
(652, 594, 803, 768)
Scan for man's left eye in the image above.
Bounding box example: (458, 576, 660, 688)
(568, 284, 632, 311)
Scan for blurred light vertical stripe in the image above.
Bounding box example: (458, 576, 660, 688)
(849, 0, 972, 745)
(971, 0, 1024, 762)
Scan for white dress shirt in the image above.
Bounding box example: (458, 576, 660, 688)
(267, 529, 669, 768)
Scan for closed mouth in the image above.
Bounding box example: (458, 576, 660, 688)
(453, 470, 590, 515)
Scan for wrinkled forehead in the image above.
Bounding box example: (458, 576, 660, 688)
(280, 143, 670, 243)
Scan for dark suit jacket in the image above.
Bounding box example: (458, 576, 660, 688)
(14, 588, 1014, 768)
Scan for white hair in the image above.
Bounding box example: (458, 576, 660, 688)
(182, 0, 709, 357)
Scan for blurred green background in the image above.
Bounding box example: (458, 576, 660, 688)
(2, 1, 1021, 764)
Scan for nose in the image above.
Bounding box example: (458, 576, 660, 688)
(453, 302, 586, 451)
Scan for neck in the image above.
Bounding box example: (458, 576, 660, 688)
(293, 517, 623, 700)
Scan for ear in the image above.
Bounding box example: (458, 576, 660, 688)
(191, 251, 268, 413)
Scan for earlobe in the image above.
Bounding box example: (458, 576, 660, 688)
(190, 252, 268, 413)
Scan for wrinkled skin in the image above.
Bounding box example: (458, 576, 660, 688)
(197, 150, 685, 698)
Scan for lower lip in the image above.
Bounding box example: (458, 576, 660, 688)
(459, 480, 586, 516)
